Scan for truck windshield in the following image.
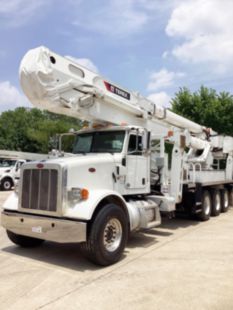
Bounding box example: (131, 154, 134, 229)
(73, 131, 125, 154)
(0, 159, 16, 167)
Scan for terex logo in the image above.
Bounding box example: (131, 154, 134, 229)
(104, 81, 131, 100)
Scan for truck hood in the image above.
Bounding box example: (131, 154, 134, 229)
(45, 153, 116, 167)
(29, 153, 118, 191)
(64, 154, 116, 191)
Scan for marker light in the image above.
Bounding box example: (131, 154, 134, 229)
(167, 130, 174, 137)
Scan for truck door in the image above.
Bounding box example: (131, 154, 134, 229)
(126, 134, 148, 189)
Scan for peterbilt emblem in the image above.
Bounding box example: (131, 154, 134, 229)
(37, 163, 44, 169)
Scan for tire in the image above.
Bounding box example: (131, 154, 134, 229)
(198, 190, 211, 221)
(7, 230, 44, 247)
(221, 189, 229, 213)
(1, 178, 13, 191)
(81, 204, 128, 266)
(229, 188, 233, 207)
(211, 189, 221, 216)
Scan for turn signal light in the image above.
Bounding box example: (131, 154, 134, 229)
(81, 188, 89, 200)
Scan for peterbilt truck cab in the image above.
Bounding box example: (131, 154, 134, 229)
(2, 126, 161, 266)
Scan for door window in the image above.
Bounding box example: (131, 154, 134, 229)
(128, 135, 142, 155)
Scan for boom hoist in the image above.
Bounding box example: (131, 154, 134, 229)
(2, 46, 233, 265)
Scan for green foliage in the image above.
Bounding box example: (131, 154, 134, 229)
(171, 86, 233, 135)
(0, 107, 81, 153)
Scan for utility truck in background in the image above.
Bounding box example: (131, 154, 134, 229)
(1, 46, 233, 266)
(0, 150, 49, 191)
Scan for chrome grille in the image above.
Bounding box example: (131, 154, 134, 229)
(21, 169, 58, 212)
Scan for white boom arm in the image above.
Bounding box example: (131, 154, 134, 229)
(19, 46, 219, 151)
(19, 47, 206, 130)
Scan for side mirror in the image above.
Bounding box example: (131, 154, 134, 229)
(142, 130, 150, 151)
(15, 163, 19, 172)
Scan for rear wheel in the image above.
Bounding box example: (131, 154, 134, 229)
(221, 189, 229, 213)
(211, 189, 221, 216)
(198, 190, 211, 221)
(229, 188, 233, 207)
(7, 230, 44, 247)
(81, 204, 128, 266)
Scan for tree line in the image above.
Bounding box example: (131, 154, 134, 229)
(0, 86, 232, 154)
(0, 107, 81, 153)
(172, 86, 233, 136)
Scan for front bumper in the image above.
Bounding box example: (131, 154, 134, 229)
(1, 211, 87, 243)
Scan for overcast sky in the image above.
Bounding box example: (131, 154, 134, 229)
(0, 0, 233, 112)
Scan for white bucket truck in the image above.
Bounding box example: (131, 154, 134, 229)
(1, 47, 233, 265)
(0, 157, 24, 190)
(0, 150, 49, 190)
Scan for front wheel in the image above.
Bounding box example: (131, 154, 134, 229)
(81, 204, 128, 266)
(1, 178, 13, 191)
(7, 230, 44, 247)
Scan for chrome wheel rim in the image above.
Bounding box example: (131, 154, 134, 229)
(224, 192, 229, 208)
(103, 218, 122, 252)
(4, 181, 11, 190)
(204, 196, 211, 215)
(215, 194, 221, 211)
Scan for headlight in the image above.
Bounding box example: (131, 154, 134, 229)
(68, 187, 89, 204)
